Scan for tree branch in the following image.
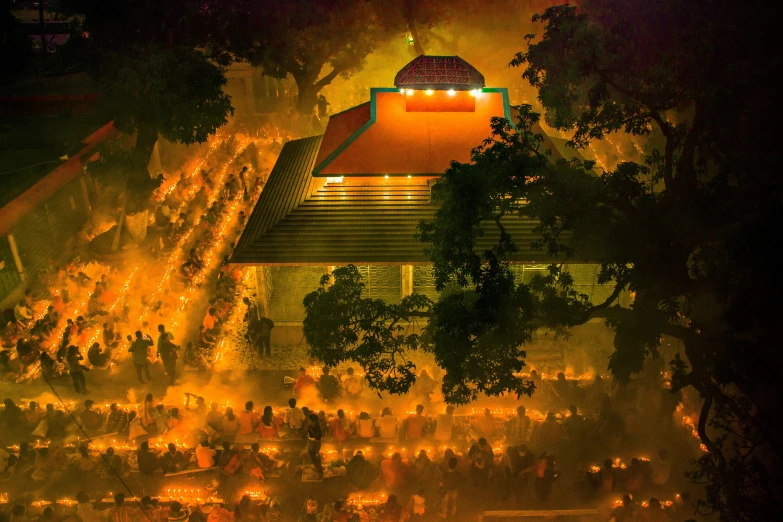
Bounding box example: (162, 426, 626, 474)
(649, 110, 675, 190)
(313, 64, 345, 91)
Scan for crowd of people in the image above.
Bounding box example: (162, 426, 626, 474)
(0, 360, 701, 520)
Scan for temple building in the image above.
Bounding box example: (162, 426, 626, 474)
(232, 56, 615, 344)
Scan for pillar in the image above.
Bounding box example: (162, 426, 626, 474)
(255, 266, 270, 316)
(7, 233, 27, 282)
(401, 265, 414, 298)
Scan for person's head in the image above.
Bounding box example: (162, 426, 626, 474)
(262, 405, 273, 421)
(115, 493, 125, 506)
(210, 402, 219, 411)
(126, 334, 133, 342)
(41, 506, 54, 519)
(382, 407, 392, 416)
(242, 297, 250, 305)
(68, 345, 78, 356)
(209, 307, 216, 315)
(386, 495, 399, 507)
(140, 442, 149, 452)
(546, 411, 557, 422)
(168, 443, 176, 453)
(288, 398, 297, 408)
(156, 403, 165, 412)
(170, 501, 183, 513)
(222, 441, 231, 451)
(105, 447, 115, 456)
(225, 407, 234, 420)
(90, 342, 100, 351)
(45, 403, 54, 412)
(337, 409, 345, 418)
(622, 494, 632, 507)
(67, 318, 74, 325)
(448, 457, 458, 470)
(517, 405, 526, 417)
(76, 491, 90, 504)
(141, 496, 153, 508)
(346, 367, 354, 376)
(649, 498, 661, 509)
(446, 405, 455, 415)
(417, 449, 428, 460)
(110, 403, 119, 412)
(478, 437, 488, 447)
(359, 411, 370, 420)
(245, 401, 253, 412)
(200, 440, 209, 448)
(416, 404, 424, 415)
(158, 324, 165, 332)
(444, 448, 455, 460)
(569, 405, 578, 416)
(84, 399, 94, 410)
(79, 445, 89, 457)
(171, 407, 179, 418)
(17, 299, 25, 307)
(145, 393, 153, 402)
(299, 367, 306, 376)
(197, 396, 205, 405)
(333, 500, 344, 512)
(391, 452, 402, 463)
(251, 442, 259, 453)
(322, 366, 330, 375)
(308, 413, 319, 424)
(557, 371, 566, 381)
(135, 330, 143, 339)
(604, 458, 613, 470)
(28, 401, 37, 410)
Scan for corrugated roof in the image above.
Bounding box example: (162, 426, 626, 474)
(232, 135, 324, 263)
(231, 137, 552, 265)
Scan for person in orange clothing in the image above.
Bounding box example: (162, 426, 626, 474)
(294, 367, 315, 397)
(238, 401, 259, 436)
(329, 409, 354, 444)
(404, 404, 428, 440)
(473, 408, 498, 440)
(203, 307, 218, 331)
(381, 452, 411, 489)
(257, 406, 281, 439)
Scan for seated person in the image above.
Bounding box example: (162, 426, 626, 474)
(375, 407, 398, 440)
(162, 443, 186, 474)
(80, 400, 105, 432)
(196, 441, 217, 469)
(13, 300, 33, 325)
(106, 403, 129, 434)
(357, 411, 375, 439)
(136, 442, 160, 474)
(317, 367, 340, 402)
(87, 342, 110, 367)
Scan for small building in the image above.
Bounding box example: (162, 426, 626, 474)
(232, 56, 615, 344)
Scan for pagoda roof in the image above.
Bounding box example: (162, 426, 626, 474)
(394, 55, 485, 91)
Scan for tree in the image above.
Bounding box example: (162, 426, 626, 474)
(62, 0, 234, 206)
(371, 0, 459, 56)
(234, 0, 384, 115)
(303, 1, 780, 518)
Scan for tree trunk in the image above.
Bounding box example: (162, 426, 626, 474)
(126, 121, 159, 210)
(294, 77, 318, 116)
(39, 0, 47, 53)
(408, 21, 425, 56)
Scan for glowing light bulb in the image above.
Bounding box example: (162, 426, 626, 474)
(407, 175, 412, 179)
(447, 89, 456, 96)
(425, 89, 433, 95)
(384, 175, 389, 179)
(399, 89, 405, 94)
(406, 89, 414, 95)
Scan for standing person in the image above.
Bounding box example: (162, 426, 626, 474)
(440, 457, 461, 519)
(317, 95, 330, 119)
(249, 314, 275, 357)
(238, 166, 250, 201)
(238, 401, 258, 437)
(128, 331, 153, 383)
(66, 345, 89, 394)
(156, 324, 179, 385)
(506, 406, 532, 446)
(242, 296, 258, 321)
(306, 413, 324, 479)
